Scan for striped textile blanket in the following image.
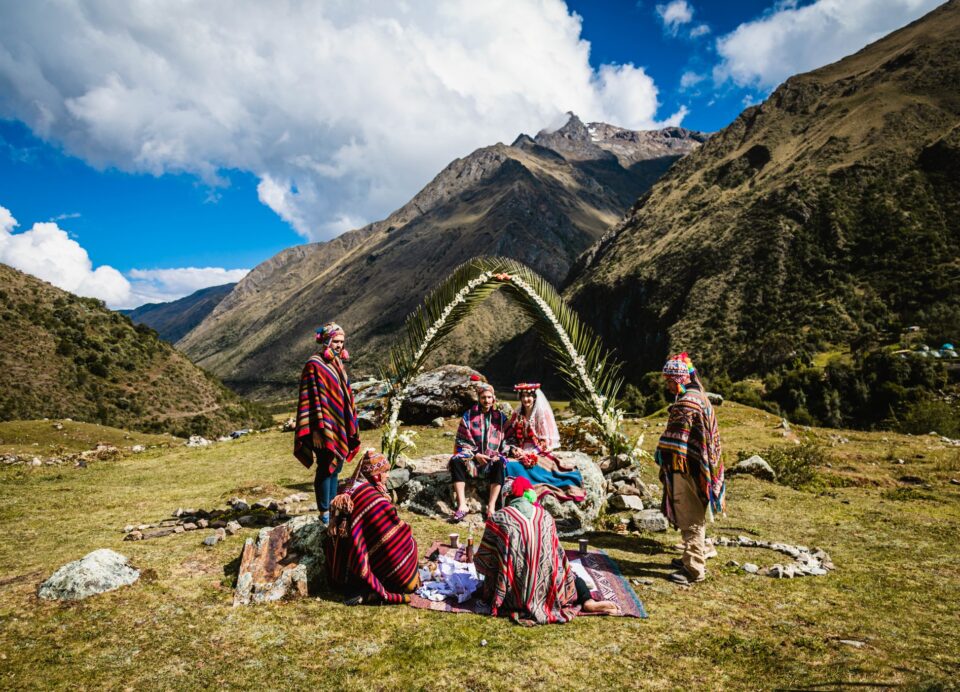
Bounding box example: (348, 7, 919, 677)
(409, 542, 647, 619)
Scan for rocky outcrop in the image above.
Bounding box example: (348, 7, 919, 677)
(233, 515, 326, 606)
(729, 455, 777, 482)
(38, 549, 139, 601)
(399, 365, 484, 423)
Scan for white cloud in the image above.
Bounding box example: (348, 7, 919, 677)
(0, 1, 685, 242)
(689, 23, 711, 38)
(0, 204, 246, 309)
(679, 70, 706, 90)
(657, 0, 694, 35)
(715, 0, 945, 89)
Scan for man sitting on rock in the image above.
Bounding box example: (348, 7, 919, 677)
(474, 477, 619, 625)
(449, 380, 510, 522)
(325, 450, 420, 605)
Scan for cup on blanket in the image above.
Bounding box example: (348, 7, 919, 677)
(449, 533, 460, 548)
(578, 538, 589, 555)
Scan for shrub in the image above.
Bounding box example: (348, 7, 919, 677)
(896, 398, 960, 438)
(737, 439, 828, 490)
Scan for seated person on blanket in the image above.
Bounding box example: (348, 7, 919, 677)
(325, 450, 420, 605)
(449, 379, 511, 522)
(504, 382, 585, 503)
(474, 476, 618, 625)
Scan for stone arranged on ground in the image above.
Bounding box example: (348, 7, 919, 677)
(122, 492, 316, 540)
(233, 516, 327, 606)
(38, 549, 139, 601)
(728, 455, 777, 482)
(715, 535, 835, 577)
(630, 509, 669, 533)
(395, 451, 605, 535)
(2, 443, 124, 468)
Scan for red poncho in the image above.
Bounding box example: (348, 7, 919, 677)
(294, 352, 359, 474)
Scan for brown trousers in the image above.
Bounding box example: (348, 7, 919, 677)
(672, 469, 707, 580)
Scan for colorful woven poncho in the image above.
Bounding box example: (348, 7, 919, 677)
(474, 497, 580, 625)
(449, 405, 509, 478)
(294, 352, 359, 474)
(324, 481, 420, 604)
(655, 386, 726, 526)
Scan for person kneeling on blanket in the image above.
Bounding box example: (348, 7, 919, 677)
(325, 450, 420, 605)
(474, 477, 619, 625)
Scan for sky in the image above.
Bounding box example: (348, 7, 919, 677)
(0, 0, 946, 308)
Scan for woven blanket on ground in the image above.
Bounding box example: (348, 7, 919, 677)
(324, 481, 420, 604)
(505, 459, 585, 503)
(294, 353, 359, 474)
(409, 542, 646, 619)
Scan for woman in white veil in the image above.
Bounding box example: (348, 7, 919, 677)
(505, 383, 585, 502)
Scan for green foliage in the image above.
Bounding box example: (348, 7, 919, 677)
(897, 398, 960, 438)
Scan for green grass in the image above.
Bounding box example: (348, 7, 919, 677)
(0, 419, 176, 456)
(0, 403, 958, 689)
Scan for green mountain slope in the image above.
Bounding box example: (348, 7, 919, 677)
(122, 283, 236, 343)
(0, 264, 270, 436)
(566, 1, 960, 382)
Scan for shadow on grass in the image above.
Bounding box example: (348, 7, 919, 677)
(583, 532, 677, 581)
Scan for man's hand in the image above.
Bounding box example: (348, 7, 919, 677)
(474, 453, 490, 465)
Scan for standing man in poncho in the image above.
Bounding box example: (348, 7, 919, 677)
(656, 352, 726, 585)
(294, 323, 360, 524)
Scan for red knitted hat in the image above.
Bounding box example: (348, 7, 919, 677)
(511, 476, 533, 498)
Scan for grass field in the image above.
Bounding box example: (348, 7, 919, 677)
(0, 403, 958, 690)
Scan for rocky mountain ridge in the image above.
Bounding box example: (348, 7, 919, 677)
(179, 116, 706, 397)
(123, 283, 236, 343)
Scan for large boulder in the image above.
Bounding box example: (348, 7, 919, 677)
(396, 451, 604, 536)
(399, 365, 484, 424)
(729, 455, 777, 482)
(38, 549, 139, 600)
(233, 515, 326, 606)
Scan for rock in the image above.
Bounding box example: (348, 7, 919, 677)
(143, 527, 176, 539)
(598, 453, 634, 474)
(430, 417, 445, 428)
(742, 563, 759, 574)
(122, 525, 135, 533)
(186, 436, 211, 447)
(399, 365, 485, 424)
(386, 467, 411, 490)
(608, 494, 644, 512)
(727, 560, 740, 567)
(202, 534, 220, 547)
(951, 479, 960, 486)
(769, 564, 795, 578)
(705, 392, 723, 406)
(630, 509, 669, 533)
(230, 499, 250, 512)
(123, 531, 143, 541)
(131, 445, 145, 453)
(233, 515, 327, 606)
(254, 498, 279, 511)
(197, 518, 209, 528)
(837, 639, 866, 649)
(225, 520, 242, 536)
(38, 549, 139, 600)
(729, 455, 777, 482)
(356, 410, 383, 430)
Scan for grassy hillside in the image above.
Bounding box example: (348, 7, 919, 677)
(0, 264, 271, 437)
(566, 3, 960, 396)
(0, 404, 957, 688)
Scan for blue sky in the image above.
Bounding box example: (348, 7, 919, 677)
(0, 0, 945, 307)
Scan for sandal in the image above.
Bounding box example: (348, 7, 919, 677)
(451, 509, 468, 523)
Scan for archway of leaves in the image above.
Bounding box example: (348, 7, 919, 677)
(379, 256, 640, 465)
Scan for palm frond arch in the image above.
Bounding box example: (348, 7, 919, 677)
(379, 256, 640, 464)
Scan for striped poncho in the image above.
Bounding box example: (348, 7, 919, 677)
(294, 352, 359, 474)
(449, 405, 509, 478)
(324, 481, 420, 604)
(655, 385, 726, 526)
(474, 497, 580, 625)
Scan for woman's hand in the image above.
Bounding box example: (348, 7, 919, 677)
(474, 453, 490, 465)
